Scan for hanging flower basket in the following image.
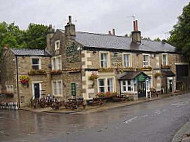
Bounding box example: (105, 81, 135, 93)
(89, 73, 98, 81)
(19, 75, 29, 86)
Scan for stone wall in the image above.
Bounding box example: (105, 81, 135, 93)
(17, 56, 51, 107)
(0, 49, 17, 101)
(80, 49, 184, 99)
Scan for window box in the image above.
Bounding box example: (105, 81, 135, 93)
(117, 67, 135, 73)
(28, 69, 47, 75)
(98, 68, 114, 72)
(50, 70, 62, 75)
(161, 65, 171, 69)
(141, 66, 152, 71)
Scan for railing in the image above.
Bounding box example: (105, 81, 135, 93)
(0, 102, 18, 110)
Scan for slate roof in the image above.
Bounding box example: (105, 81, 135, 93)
(10, 49, 51, 56)
(118, 71, 150, 80)
(59, 29, 176, 53)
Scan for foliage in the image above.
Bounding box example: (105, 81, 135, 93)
(154, 38, 161, 42)
(98, 68, 114, 72)
(19, 75, 29, 84)
(96, 92, 117, 98)
(89, 72, 98, 80)
(0, 22, 48, 61)
(168, 2, 190, 61)
(28, 69, 46, 75)
(50, 70, 62, 75)
(25, 23, 48, 49)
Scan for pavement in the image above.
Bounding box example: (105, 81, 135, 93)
(20, 92, 178, 114)
(172, 118, 190, 142)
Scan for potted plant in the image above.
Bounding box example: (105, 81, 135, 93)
(19, 75, 29, 86)
(89, 73, 98, 81)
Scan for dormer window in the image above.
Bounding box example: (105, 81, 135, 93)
(55, 40, 60, 50)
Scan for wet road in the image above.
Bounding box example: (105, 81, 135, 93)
(1, 93, 190, 142)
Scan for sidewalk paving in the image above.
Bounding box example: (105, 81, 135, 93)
(20, 93, 177, 114)
(172, 120, 190, 142)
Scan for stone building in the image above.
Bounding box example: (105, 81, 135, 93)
(1, 47, 51, 107)
(0, 16, 189, 108)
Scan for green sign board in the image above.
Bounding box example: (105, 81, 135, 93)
(137, 73, 147, 82)
(71, 83, 76, 96)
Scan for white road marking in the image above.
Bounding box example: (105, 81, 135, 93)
(123, 116, 138, 124)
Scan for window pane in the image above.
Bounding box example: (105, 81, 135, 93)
(99, 79, 104, 86)
(58, 81, 62, 95)
(107, 78, 113, 92)
(99, 79, 105, 92)
(32, 59, 39, 70)
(32, 59, 39, 64)
(53, 82, 57, 95)
(124, 54, 129, 67)
(53, 58, 56, 70)
(100, 87, 105, 92)
(163, 55, 166, 65)
(101, 53, 107, 68)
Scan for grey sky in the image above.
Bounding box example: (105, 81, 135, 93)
(0, 0, 189, 39)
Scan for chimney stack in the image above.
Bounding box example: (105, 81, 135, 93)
(112, 29, 115, 36)
(132, 20, 141, 43)
(108, 31, 111, 35)
(65, 16, 76, 37)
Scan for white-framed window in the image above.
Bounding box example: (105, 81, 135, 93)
(98, 79, 105, 92)
(51, 56, 62, 70)
(31, 58, 41, 70)
(55, 40, 60, 50)
(143, 54, 150, 67)
(98, 78, 114, 93)
(57, 56, 62, 70)
(6, 85, 14, 93)
(121, 80, 133, 93)
(107, 78, 113, 92)
(123, 54, 131, 67)
(52, 80, 63, 96)
(100, 52, 108, 68)
(162, 54, 168, 66)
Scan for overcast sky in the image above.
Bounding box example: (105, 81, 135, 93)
(0, 0, 189, 39)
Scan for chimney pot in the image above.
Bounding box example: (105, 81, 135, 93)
(112, 29, 115, 35)
(108, 31, 112, 35)
(135, 20, 138, 31)
(69, 16, 72, 23)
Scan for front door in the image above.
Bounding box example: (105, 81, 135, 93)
(138, 81, 146, 97)
(34, 83, 40, 99)
(169, 80, 173, 92)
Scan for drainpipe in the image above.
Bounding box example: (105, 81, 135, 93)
(15, 56, 20, 108)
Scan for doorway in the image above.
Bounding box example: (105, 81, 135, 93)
(138, 81, 146, 98)
(33, 82, 41, 99)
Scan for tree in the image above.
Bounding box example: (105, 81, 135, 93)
(168, 2, 190, 61)
(154, 38, 161, 42)
(25, 23, 48, 49)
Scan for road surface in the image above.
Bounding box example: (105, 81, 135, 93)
(1, 93, 190, 142)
